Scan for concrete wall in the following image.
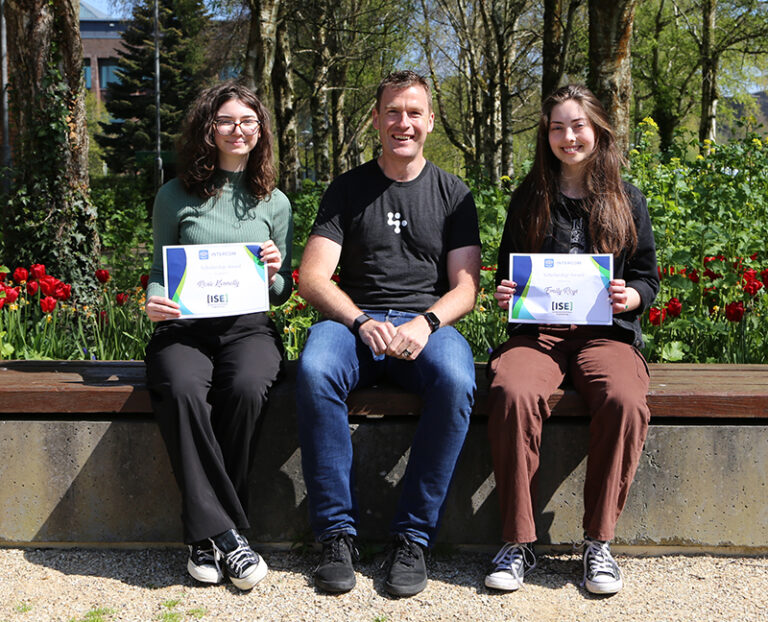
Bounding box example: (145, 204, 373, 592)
(2, 388, 766, 550)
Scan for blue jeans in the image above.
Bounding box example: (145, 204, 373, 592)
(295, 310, 476, 548)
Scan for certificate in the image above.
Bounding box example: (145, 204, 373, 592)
(508, 253, 613, 325)
(163, 243, 269, 319)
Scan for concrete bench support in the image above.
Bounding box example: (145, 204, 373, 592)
(1, 361, 766, 550)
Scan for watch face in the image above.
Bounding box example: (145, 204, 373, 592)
(424, 312, 440, 331)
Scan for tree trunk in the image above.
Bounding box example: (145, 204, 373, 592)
(698, 0, 717, 145)
(309, 5, 331, 184)
(243, 0, 280, 106)
(542, 0, 582, 98)
(4, 0, 100, 297)
(272, 2, 299, 193)
(587, 0, 637, 153)
(542, 0, 564, 98)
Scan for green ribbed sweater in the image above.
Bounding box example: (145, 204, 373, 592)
(147, 171, 293, 306)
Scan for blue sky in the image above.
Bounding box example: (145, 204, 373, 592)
(83, 1, 128, 18)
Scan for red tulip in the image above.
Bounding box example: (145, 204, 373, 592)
(140, 274, 149, 290)
(39, 275, 60, 297)
(649, 307, 666, 326)
(27, 280, 39, 296)
(743, 279, 763, 297)
(13, 267, 28, 283)
(4, 287, 19, 304)
(29, 263, 46, 280)
(666, 297, 682, 318)
(725, 301, 745, 322)
(54, 283, 72, 301)
(95, 269, 110, 283)
(40, 296, 57, 313)
(116, 292, 129, 306)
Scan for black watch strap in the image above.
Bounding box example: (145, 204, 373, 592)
(422, 311, 440, 333)
(352, 313, 373, 333)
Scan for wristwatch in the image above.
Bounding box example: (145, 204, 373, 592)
(421, 311, 441, 333)
(352, 313, 372, 334)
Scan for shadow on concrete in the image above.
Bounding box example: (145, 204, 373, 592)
(18, 376, 590, 587)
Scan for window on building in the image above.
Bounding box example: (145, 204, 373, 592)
(84, 58, 92, 90)
(98, 59, 121, 88)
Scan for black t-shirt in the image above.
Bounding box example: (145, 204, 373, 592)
(311, 159, 480, 311)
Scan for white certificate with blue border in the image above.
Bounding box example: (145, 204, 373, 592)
(163, 243, 269, 319)
(508, 253, 613, 325)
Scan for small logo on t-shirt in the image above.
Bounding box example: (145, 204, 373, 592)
(387, 212, 407, 234)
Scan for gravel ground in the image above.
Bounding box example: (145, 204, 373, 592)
(1, 547, 766, 622)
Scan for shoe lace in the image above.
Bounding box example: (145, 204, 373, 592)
(578, 539, 618, 586)
(320, 533, 357, 565)
(224, 544, 259, 576)
(389, 535, 420, 569)
(491, 543, 536, 585)
(192, 544, 216, 566)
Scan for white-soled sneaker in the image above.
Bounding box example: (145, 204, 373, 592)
(187, 543, 223, 584)
(211, 529, 268, 591)
(581, 538, 623, 594)
(484, 542, 536, 591)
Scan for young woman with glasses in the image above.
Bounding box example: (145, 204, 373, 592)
(144, 81, 293, 590)
(484, 84, 658, 595)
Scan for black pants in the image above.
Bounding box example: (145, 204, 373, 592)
(145, 312, 284, 544)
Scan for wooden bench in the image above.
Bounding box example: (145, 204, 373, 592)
(1, 360, 766, 419)
(1, 360, 767, 550)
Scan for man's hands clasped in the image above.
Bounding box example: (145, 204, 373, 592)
(357, 315, 432, 360)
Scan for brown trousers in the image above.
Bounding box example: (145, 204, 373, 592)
(487, 326, 650, 543)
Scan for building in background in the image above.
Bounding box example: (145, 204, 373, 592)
(80, 2, 127, 102)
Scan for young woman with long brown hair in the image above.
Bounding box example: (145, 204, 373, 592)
(485, 84, 658, 595)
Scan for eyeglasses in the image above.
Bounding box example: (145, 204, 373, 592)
(214, 119, 261, 136)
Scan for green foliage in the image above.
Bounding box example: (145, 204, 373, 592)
(627, 119, 768, 362)
(97, 0, 215, 175)
(91, 175, 153, 289)
(85, 91, 110, 178)
(287, 179, 326, 266)
(3, 57, 100, 303)
(68, 608, 114, 622)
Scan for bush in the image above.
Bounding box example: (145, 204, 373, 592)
(627, 120, 768, 363)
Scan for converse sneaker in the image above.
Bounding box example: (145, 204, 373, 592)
(581, 538, 623, 594)
(384, 534, 428, 597)
(484, 542, 536, 591)
(315, 531, 359, 593)
(187, 542, 223, 584)
(210, 529, 268, 591)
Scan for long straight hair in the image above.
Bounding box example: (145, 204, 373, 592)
(508, 84, 637, 256)
(177, 81, 276, 199)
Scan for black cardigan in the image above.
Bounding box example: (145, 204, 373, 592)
(495, 181, 659, 348)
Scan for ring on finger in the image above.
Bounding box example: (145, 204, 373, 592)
(401, 349, 412, 358)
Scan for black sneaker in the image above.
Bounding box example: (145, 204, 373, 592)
(187, 542, 223, 584)
(385, 534, 428, 597)
(315, 532, 358, 593)
(210, 529, 268, 591)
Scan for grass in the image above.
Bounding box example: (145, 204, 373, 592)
(14, 602, 32, 613)
(68, 608, 114, 622)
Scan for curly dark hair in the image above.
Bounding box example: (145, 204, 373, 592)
(177, 81, 276, 199)
(508, 84, 637, 257)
